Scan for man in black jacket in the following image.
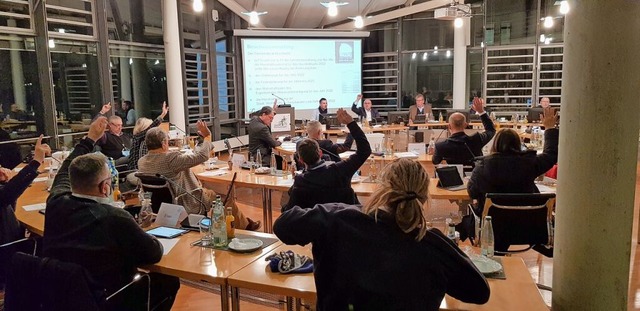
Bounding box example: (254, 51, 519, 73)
(283, 108, 371, 211)
(43, 117, 179, 311)
(432, 97, 495, 168)
(351, 94, 380, 122)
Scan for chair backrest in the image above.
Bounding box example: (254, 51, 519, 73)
(482, 193, 555, 252)
(5, 252, 104, 311)
(135, 173, 175, 213)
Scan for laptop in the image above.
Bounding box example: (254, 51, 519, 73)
(413, 114, 427, 124)
(436, 166, 467, 191)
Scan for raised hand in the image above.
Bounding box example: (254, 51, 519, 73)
(541, 107, 558, 129)
(196, 120, 211, 138)
(99, 102, 112, 115)
(471, 97, 485, 114)
(356, 94, 362, 102)
(33, 135, 52, 165)
(88, 116, 108, 142)
(160, 101, 168, 119)
(336, 108, 354, 125)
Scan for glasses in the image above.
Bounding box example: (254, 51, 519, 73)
(109, 123, 123, 127)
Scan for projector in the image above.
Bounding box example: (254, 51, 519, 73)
(434, 7, 459, 20)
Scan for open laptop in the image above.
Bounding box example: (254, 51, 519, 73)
(413, 114, 427, 124)
(436, 166, 467, 191)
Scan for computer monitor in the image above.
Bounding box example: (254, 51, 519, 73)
(323, 113, 341, 129)
(413, 114, 426, 124)
(387, 111, 409, 124)
(527, 107, 544, 123)
(446, 110, 471, 123)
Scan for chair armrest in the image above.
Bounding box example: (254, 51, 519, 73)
(0, 237, 37, 255)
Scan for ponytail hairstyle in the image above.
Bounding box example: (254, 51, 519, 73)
(363, 158, 430, 241)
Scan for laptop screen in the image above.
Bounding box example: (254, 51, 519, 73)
(436, 166, 464, 188)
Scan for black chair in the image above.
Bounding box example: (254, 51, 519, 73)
(135, 173, 202, 213)
(0, 238, 37, 286)
(480, 193, 556, 257)
(4, 252, 150, 311)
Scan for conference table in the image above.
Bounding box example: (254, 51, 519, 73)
(227, 244, 549, 311)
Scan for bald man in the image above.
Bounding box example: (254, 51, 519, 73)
(432, 97, 495, 167)
(351, 94, 380, 122)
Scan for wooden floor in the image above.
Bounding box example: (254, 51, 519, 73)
(171, 165, 640, 311)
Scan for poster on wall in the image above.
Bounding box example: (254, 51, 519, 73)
(271, 113, 291, 133)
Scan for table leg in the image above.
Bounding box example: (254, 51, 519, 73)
(220, 283, 230, 311)
(266, 189, 274, 232)
(295, 298, 303, 311)
(261, 188, 272, 233)
(230, 286, 240, 311)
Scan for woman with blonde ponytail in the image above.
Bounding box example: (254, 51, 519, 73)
(274, 158, 490, 311)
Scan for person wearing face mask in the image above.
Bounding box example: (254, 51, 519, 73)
(43, 117, 180, 311)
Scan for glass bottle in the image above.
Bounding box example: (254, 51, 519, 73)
(427, 137, 436, 155)
(270, 152, 277, 175)
(255, 150, 262, 168)
(481, 216, 495, 257)
(138, 195, 153, 228)
(211, 195, 228, 248)
(226, 206, 235, 239)
(113, 182, 121, 202)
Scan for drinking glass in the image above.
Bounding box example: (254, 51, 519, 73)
(199, 218, 212, 246)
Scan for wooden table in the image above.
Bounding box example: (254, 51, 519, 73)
(196, 167, 378, 233)
(429, 177, 470, 201)
(143, 230, 282, 311)
(228, 244, 315, 311)
(228, 243, 547, 311)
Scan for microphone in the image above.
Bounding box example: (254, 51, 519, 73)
(272, 93, 286, 106)
(155, 173, 208, 215)
(319, 146, 341, 162)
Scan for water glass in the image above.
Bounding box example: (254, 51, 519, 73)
(199, 218, 213, 246)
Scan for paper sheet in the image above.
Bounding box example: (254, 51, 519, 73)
(33, 177, 48, 183)
(198, 170, 228, 177)
(158, 238, 180, 255)
(536, 184, 556, 193)
(23, 203, 46, 211)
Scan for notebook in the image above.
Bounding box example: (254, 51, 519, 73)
(436, 166, 466, 191)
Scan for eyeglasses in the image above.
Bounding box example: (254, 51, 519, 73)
(109, 123, 123, 127)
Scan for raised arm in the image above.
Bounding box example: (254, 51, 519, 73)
(0, 136, 49, 205)
(471, 98, 496, 145)
(534, 107, 559, 175)
(335, 109, 371, 175)
(351, 94, 363, 116)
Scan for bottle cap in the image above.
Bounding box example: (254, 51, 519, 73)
(485, 216, 492, 220)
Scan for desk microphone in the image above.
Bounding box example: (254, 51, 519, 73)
(272, 93, 286, 106)
(155, 173, 208, 215)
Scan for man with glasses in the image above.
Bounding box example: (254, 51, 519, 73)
(409, 93, 432, 124)
(44, 117, 180, 310)
(96, 115, 132, 165)
(249, 105, 282, 167)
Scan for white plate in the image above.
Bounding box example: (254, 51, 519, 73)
(471, 257, 502, 274)
(228, 238, 263, 253)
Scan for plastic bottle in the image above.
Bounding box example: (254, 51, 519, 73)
(427, 137, 436, 155)
(226, 206, 235, 239)
(211, 195, 228, 248)
(481, 216, 495, 257)
(270, 152, 277, 175)
(255, 150, 262, 168)
(446, 218, 456, 240)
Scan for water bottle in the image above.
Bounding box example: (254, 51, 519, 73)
(211, 195, 228, 248)
(290, 158, 297, 176)
(438, 112, 444, 123)
(427, 137, 436, 155)
(481, 216, 495, 257)
(270, 152, 277, 175)
(138, 196, 153, 228)
(47, 167, 58, 190)
(446, 218, 456, 240)
(255, 150, 262, 168)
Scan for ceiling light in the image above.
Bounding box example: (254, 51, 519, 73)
(454, 18, 463, 28)
(154, 59, 160, 65)
(433, 46, 438, 54)
(58, 28, 65, 33)
(354, 16, 364, 28)
(544, 37, 552, 45)
(544, 16, 553, 28)
(241, 11, 267, 26)
(48, 39, 55, 48)
(129, 58, 133, 65)
(559, 1, 570, 14)
(446, 50, 451, 58)
(540, 34, 546, 43)
(422, 52, 428, 61)
(480, 42, 484, 48)
(321, 2, 348, 17)
(411, 52, 416, 60)
(193, 0, 203, 12)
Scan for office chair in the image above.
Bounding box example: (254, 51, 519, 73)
(135, 173, 202, 213)
(4, 252, 150, 311)
(480, 193, 556, 257)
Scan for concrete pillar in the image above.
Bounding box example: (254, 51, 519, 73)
(131, 58, 150, 117)
(163, 0, 186, 130)
(119, 60, 132, 101)
(8, 19, 26, 111)
(452, 18, 468, 110)
(553, 1, 640, 310)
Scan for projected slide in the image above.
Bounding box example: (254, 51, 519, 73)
(242, 38, 361, 119)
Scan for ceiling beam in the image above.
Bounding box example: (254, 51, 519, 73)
(329, 0, 450, 30)
(283, 0, 302, 28)
(362, 0, 379, 16)
(217, 0, 266, 28)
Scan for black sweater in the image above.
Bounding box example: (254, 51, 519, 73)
(274, 204, 491, 311)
